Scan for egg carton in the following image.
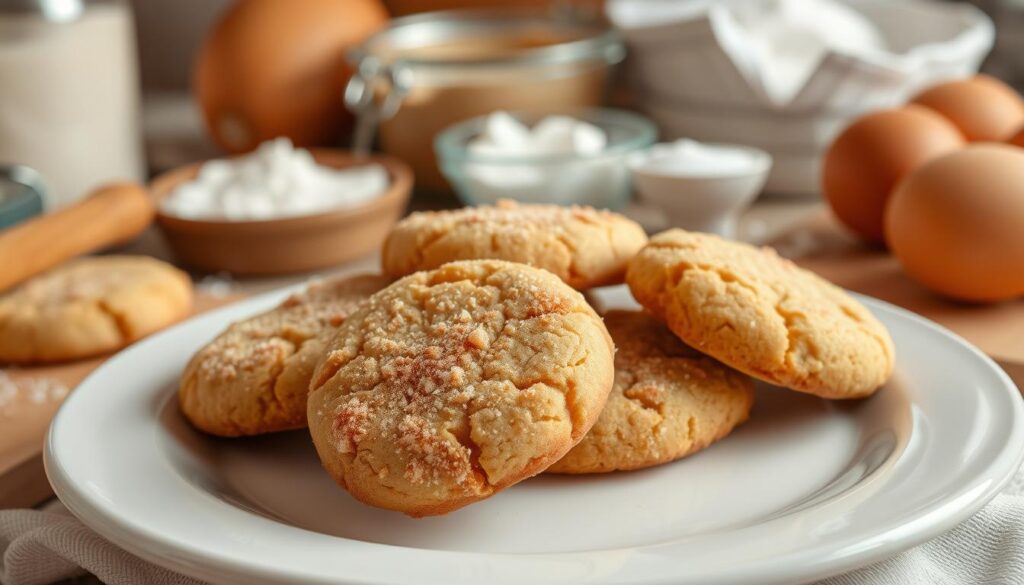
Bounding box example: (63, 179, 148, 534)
(609, 0, 994, 195)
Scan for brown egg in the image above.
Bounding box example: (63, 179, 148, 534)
(910, 74, 1024, 142)
(195, 0, 388, 153)
(886, 144, 1024, 302)
(822, 105, 965, 244)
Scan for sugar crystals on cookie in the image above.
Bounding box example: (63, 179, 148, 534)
(381, 200, 648, 289)
(549, 310, 755, 474)
(307, 260, 615, 516)
(627, 229, 894, 399)
(179, 273, 390, 437)
(0, 256, 192, 363)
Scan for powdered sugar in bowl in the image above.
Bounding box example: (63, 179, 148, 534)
(151, 144, 412, 275)
(435, 109, 657, 210)
(629, 139, 772, 238)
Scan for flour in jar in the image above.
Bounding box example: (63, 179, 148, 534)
(0, 3, 144, 207)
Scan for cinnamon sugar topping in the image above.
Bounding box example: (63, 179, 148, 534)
(333, 398, 371, 453)
(396, 414, 472, 485)
(465, 327, 489, 349)
(309, 260, 616, 515)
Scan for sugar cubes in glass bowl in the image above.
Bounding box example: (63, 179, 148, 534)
(435, 109, 657, 209)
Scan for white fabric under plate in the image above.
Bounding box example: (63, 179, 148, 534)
(3, 468, 1024, 585)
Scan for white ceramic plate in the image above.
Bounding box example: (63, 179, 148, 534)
(46, 285, 1024, 585)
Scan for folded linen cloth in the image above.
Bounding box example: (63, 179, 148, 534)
(3, 467, 1024, 585)
(0, 504, 204, 585)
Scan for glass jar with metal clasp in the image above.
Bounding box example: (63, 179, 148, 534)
(345, 8, 626, 191)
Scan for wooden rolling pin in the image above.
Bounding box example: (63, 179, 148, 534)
(0, 183, 154, 292)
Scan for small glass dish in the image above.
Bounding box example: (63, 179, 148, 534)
(0, 165, 46, 229)
(434, 108, 657, 210)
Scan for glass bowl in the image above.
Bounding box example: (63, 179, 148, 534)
(434, 108, 657, 210)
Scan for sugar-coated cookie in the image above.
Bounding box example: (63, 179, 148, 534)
(179, 274, 389, 437)
(381, 200, 648, 289)
(548, 310, 754, 474)
(0, 256, 192, 363)
(627, 230, 894, 399)
(307, 260, 615, 516)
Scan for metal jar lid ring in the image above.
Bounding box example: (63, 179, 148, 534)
(345, 55, 413, 155)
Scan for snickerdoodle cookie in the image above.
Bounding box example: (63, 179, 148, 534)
(307, 260, 615, 516)
(627, 230, 894, 399)
(381, 200, 648, 289)
(179, 274, 389, 437)
(548, 310, 754, 474)
(0, 256, 192, 363)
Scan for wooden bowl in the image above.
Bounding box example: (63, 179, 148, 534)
(150, 150, 412, 275)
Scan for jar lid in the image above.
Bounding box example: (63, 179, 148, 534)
(0, 165, 46, 229)
(353, 8, 625, 72)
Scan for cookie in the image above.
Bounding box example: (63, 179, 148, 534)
(179, 274, 389, 437)
(626, 230, 894, 399)
(0, 256, 192, 364)
(548, 310, 754, 474)
(381, 200, 648, 289)
(307, 260, 615, 516)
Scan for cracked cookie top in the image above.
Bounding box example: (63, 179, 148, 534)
(179, 274, 389, 437)
(0, 256, 192, 363)
(548, 310, 754, 474)
(626, 230, 894, 399)
(307, 260, 615, 517)
(381, 200, 648, 290)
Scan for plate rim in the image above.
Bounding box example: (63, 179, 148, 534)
(45, 287, 1024, 585)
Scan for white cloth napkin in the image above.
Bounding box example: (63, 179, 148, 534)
(3, 467, 1024, 585)
(0, 503, 204, 585)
